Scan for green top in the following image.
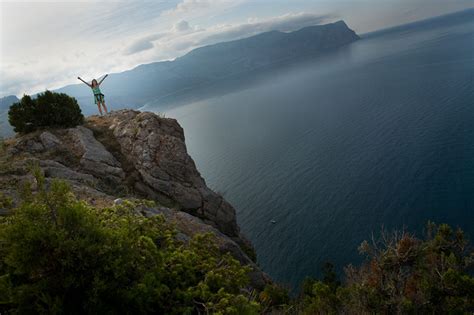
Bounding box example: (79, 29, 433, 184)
(92, 86, 102, 95)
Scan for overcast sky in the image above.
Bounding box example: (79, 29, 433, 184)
(1, 0, 473, 97)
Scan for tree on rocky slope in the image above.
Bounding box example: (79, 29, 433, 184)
(8, 91, 83, 134)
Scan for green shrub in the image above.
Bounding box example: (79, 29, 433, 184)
(8, 91, 84, 133)
(0, 174, 259, 314)
(259, 283, 290, 306)
(300, 263, 342, 314)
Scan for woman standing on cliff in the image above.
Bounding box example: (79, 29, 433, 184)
(78, 75, 109, 115)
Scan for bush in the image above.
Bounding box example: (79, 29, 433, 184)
(0, 173, 259, 314)
(299, 224, 474, 314)
(300, 263, 342, 314)
(259, 283, 290, 310)
(8, 91, 84, 133)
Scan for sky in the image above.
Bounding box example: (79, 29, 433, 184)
(1, 0, 473, 97)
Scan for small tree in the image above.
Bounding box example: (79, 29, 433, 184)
(8, 91, 84, 133)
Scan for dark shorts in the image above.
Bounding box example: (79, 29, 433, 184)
(94, 93, 104, 104)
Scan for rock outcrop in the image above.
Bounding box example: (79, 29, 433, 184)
(0, 109, 266, 288)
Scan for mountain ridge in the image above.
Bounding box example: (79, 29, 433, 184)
(54, 20, 359, 114)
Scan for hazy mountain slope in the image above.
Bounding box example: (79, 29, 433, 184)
(0, 95, 19, 137)
(0, 95, 19, 112)
(55, 21, 359, 113)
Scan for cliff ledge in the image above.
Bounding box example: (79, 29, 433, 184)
(0, 109, 268, 288)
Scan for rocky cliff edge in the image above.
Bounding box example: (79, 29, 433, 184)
(0, 109, 268, 288)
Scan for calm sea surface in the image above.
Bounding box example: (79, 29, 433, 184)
(155, 11, 474, 288)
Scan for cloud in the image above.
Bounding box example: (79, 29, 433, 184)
(124, 12, 332, 58)
(173, 20, 192, 32)
(162, 0, 215, 16)
(125, 20, 199, 56)
(125, 39, 155, 55)
(125, 33, 167, 55)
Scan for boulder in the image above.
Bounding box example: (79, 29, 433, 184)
(68, 126, 125, 180)
(39, 131, 61, 150)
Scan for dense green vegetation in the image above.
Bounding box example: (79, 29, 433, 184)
(0, 172, 258, 314)
(0, 170, 472, 314)
(8, 91, 84, 133)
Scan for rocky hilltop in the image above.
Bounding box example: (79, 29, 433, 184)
(0, 110, 267, 288)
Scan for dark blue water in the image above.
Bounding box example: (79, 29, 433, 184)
(158, 10, 474, 288)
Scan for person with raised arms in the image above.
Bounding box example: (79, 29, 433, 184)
(78, 74, 109, 115)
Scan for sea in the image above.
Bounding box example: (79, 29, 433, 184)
(151, 10, 474, 288)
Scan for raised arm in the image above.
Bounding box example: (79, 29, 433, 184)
(98, 74, 108, 85)
(77, 77, 91, 87)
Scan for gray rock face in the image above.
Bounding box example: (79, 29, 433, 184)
(68, 126, 125, 181)
(39, 131, 62, 150)
(26, 139, 44, 153)
(40, 160, 97, 184)
(93, 110, 240, 239)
